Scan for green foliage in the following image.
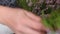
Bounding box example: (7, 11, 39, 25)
(17, 0, 35, 11)
(42, 8, 60, 31)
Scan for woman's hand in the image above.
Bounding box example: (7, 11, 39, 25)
(0, 6, 46, 34)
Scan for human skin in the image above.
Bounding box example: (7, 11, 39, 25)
(0, 6, 46, 34)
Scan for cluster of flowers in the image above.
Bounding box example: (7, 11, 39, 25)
(26, 0, 60, 16)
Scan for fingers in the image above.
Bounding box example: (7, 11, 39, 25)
(15, 22, 46, 34)
(14, 19, 46, 34)
(15, 24, 41, 34)
(20, 17, 46, 31)
(21, 11, 46, 30)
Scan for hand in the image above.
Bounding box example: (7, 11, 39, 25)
(0, 7, 46, 34)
